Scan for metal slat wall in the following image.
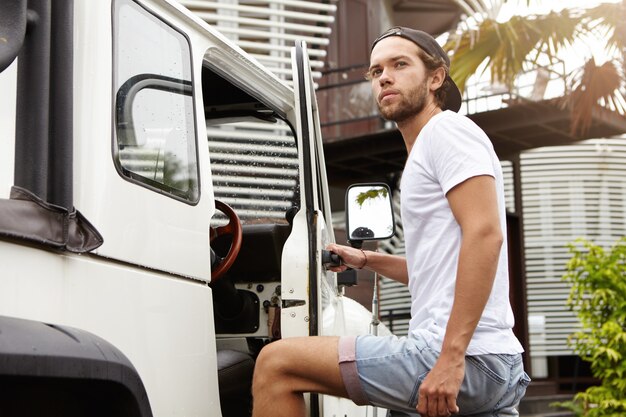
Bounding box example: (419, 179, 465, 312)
(377, 191, 411, 336)
(521, 137, 626, 362)
(207, 121, 299, 222)
(180, 0, 336, 82)
(501, 160, 515, 213)
(181, 1, 337, 222)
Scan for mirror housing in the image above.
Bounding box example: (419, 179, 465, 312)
(0, 0, 27, 74)
(345, 183, 395, 248)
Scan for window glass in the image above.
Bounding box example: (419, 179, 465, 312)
(113, 0, 199, 202)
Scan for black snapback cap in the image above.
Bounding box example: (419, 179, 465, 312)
(372, 27, 462, 112)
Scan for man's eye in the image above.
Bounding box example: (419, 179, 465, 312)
(395, 61, 407, 68)
(370, 69, 382, 78)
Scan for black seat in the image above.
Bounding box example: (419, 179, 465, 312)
(217, 349, 254, 417)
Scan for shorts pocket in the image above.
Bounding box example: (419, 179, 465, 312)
(408, 371, 429, 409)
(457, 355, 508, 415)
(512, 372, 531, 407)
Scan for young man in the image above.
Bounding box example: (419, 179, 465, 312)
(252, 27, 530, 417)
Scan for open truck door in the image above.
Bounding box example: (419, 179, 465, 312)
(288, 40, 390, 417)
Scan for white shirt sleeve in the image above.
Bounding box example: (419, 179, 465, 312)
(425, 114, 496, 195)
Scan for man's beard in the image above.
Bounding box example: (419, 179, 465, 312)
(377, 82, 427, 123)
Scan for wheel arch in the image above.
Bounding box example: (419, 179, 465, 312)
(0, 315, 152, 416)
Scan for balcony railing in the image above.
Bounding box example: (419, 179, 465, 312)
(318, 56, 568, 142)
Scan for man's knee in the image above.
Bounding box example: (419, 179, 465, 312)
(254, 340, 293, 385)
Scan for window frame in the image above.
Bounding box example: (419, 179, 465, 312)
(111, 0, 200, 204)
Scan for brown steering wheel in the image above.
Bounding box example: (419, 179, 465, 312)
(210, 200, 243, 282)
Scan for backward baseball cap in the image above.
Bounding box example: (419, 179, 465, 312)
(371, 26, 462, 113)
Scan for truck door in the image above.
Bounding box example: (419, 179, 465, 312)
(280, 41, 338, 342)
(288, 40, 387, 417)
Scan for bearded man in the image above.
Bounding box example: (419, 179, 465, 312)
(251, 27, 530, 417)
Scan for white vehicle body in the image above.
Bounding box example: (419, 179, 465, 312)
(0, 1, 386, 416)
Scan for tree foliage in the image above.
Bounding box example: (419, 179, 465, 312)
(559, 237, 626, 417)
(444, 10, 579, 92)
(355, 187, 388, 207)
(444, 1, 626, 136)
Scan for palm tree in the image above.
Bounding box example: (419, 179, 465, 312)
(444, 0, 626, 135)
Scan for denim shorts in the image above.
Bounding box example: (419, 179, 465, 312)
(338, 334, 531, 416)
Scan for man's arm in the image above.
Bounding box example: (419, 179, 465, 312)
(417, 174, 503, 417)
(326, 243, 409, 285)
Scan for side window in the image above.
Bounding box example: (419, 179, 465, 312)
(113, 0, 199, 202)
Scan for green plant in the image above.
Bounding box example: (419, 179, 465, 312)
(444, 1, 626, 136)
(559, 237, 626, 417)
(355, 187, 388, 207)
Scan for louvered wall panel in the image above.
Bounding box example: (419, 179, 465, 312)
(180, 0, 336, 82)
(521, 137, 626, 357)
(378, 188, 411, 337)
(207, 121, 300, 222)
(501, 160, 515, 213)
(181, 1, 336, 222)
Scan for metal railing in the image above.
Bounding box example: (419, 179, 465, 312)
(318, 56, 568, 132)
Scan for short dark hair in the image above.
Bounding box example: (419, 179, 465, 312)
(416, 48, 450, 110)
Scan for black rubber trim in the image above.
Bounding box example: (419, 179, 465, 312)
(0, 0, 27, 73)
(14, 0, 51, 200)
(0, 315, 152, 416)
(294, 41, 319, 338)
(48, 0, 74, 210)
(295, 40, 320, 417)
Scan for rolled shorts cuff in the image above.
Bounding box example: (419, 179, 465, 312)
(338, 335, 369, 406)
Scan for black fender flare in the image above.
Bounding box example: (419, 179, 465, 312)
(0, 0, 26, 73)
(0, 315, 152, 417)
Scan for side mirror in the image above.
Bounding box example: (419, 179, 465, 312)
(0, 0, 27, 73)
(345, 183, 395, 248)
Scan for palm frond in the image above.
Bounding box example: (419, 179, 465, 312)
(561, 59, 625, 136)
(444, 19, 499, 91)
(444, 9, 580, 92)
(445, 0, 626, 137)
(452, 0, 504, 21)
(580, 2, 626, 60)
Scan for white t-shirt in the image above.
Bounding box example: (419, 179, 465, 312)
(400, 110, 524, 355)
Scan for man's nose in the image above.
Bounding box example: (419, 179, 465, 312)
(378, 68, 392, 85)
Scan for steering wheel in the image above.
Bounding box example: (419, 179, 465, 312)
(210, 200, 243, 282)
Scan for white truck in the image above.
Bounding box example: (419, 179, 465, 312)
(0, 1, 395, 416)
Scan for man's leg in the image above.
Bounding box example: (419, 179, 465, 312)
(252, 336, 349, 417)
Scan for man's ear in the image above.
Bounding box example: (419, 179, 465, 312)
(429, 67, 446, 91)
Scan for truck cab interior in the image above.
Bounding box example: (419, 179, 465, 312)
(203, 61, 300, 417)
